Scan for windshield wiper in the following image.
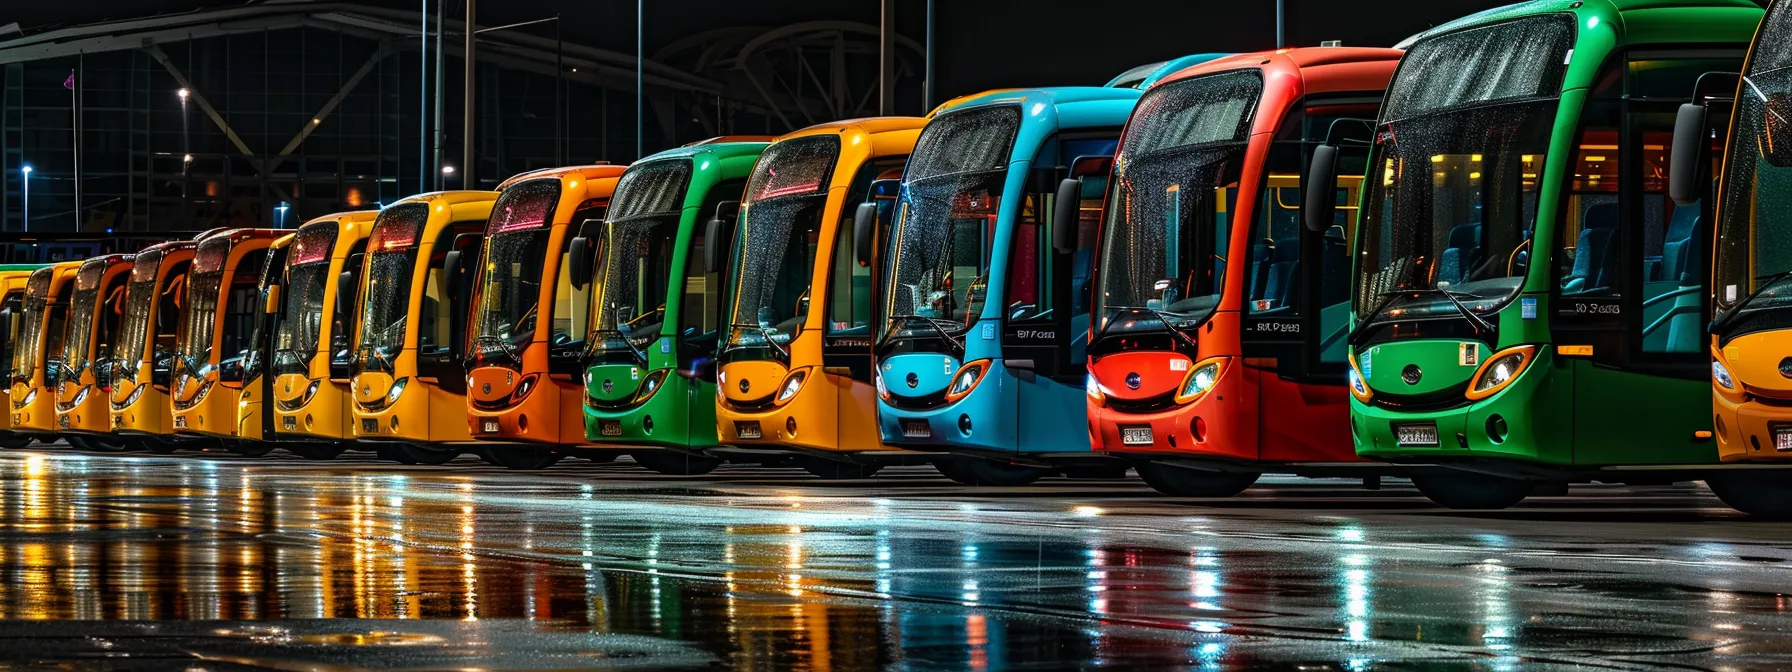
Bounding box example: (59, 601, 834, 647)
(888, 315, 964, 351)
(730, 322, 790, 360)
(470, 334, 522, 362)
(1349, 287, 1493, 346)
(1431, 285, 1494, 335)
(592, 329, 649, 365)
(1103, 306, 1199, 350)
(1711, 269, 1792, 334)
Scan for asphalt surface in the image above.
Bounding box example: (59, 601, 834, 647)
(0, 443, 1786, 671)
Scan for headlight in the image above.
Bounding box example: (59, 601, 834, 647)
(876, 370, 889, 400)
(113, 383, 146, 410)
(774, 370, 808, 405)
(1347, 365, 1369, 400)
(1085, 374, 1104, 406)
(632, 369, 670, 405)
(944, 359, 991, 402)
(69, 385, 89, 408)
(509, 373, 540, 404)
(278, 379, 322, 412)
(1712, 358, 1736, 391)
(385, 377, 409, 407)
(1174, 358, 1224, 404)
(1466, 345, 1537, 400)
(15, 388, 35, 407)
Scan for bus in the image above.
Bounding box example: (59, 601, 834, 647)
(465, 165, 625, 469)
(257, 211, 378, 459)
(170, 228, 283, 453)
(0, 264, 47, 448)
(578, 137, 770, 475)
(870, 58, 1225, 485)
(54, 253, 135, 448)
(9, 262, 82, 445)
(1672, 0, 1792, 516)
(712, 118, 928, 478)
(110, 240, 197, 453)
(1310, 0, 1764, 509)
(1084, 46, 1405, 497)
(350, 191, 497, 465)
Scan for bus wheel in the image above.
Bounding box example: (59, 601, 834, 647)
(1706, 472, 1792, 519)
(934, 458, 1048, 486)
(0, 433, 34, 449)
(798, 457, 882, 480)
(140, 438, 180, 455)
(1136, 463, 1258, 497)
(229, 442, 277, 458)
(1411, 471, 1530, 510)
(285, 443, 346, 461)
(630, 451, 723, 476)
(485, 447, 563, 470)
(388, 444, 458, 465)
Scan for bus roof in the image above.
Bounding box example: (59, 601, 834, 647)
(1106, 53, 1234, 89)
(384, 189, 500, 207)
(933, 86, 1144, 135)
(496, 164, 630, 190)
(1154, 46, 1404, 100)
(1400, 0, 1761, 49)
(637, 138, 771, 164)
(0, 264, 45, 272)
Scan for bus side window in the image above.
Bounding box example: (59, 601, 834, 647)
(421, 222, 483, 355)
(684, 178, 747, 345)
(0, 291, 18, 378)
(155, 265, 187, 386)
(553, 201, 607, 350)
(220, 248, 271, 382)
(331, 239, 368, 376)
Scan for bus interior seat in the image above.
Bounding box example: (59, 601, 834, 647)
(1563, 202, 1618, 295)
(1263, 237, 1301, 308)
(1321, 225, 1348, 306)
(1248, 239, 1274, 303)
(1658, 206, 1701, 285)
(1436, 223, 1482, 287)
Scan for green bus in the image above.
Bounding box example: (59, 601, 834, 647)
(1306, 0, 1775, 510)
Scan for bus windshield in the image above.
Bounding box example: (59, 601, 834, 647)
(880, 105, 1020, 347)
(1713, 4, 1792, 339)
(115, 248, 163, 382)
(587, 160, 691, 364)
(273, 225, 339, 376)
(470, 178, 559, 365)
(1095, 69, 1260, 335)
(10, 268, 52, 386)
(723, 135, 838, 360)
(1356, 15, 1573, 331)
(60, 261, 106, 381)
(355, 204, 430, 373)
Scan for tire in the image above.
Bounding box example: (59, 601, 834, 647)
(630, 451, 724, 476)
(1411, 471, 1531, 510)
(483, 446, 564, 470)
(285, 443, 347, 460)
(63, 435, 92, 451)
(229, 442, 277, 457)
(142, 438, 181, 455)
(1136, 462, 1259, 498)
(798, 457, 882, 480)
(0, 433, 34, 449)
(1060, 463, 1131, 480)
(388, 444, 459, 465)
(1706, 472, 1792, 519)
(934, 457, 1048, 486)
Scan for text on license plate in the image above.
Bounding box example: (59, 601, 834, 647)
(483, 420, 499, 433)
(174, 416, 187, 428)
(1120, 426, 1154, 446)
(282, 416, 296, 430)
(1776, 428, 1792, 452)
(902, 420, 931, 438)
(735, 421, 761, 439)
(600, 420, 623, 437)
(361, 418, 378, 433)
(1394, 423, 1439, 447)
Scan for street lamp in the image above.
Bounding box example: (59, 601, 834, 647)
(441, 165, 456, 189)
(19, 164, 31, 233)
(275, 201, 289, 228)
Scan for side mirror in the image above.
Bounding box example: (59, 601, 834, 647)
(1304, 144, 1340, 234)
(853, 202, 880, 268)
(444, 248, 468, 357)
(1669, 103, 1708, 207)
(568, 236, 594, 289)
(703, 202, 740, 275)
(1052, 178, 1083, 255)
(335, 266, 357, 324)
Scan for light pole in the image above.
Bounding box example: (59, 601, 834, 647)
(19, 165, 31, 233)
(178, 88, 191, 220)
(275, 201, 289, 228)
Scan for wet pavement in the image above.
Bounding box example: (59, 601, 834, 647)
(0, 445, 1786, 670)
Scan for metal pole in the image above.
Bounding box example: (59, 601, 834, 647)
(463, 0, 476, 188)
(555, 13, 563, 166)
(1276, 0, 1285, 48)
(879, 0, 895, 115)
(925, 0, 934, 110)
(20, 168, 28, 233)
(636, 0, 643, 159)
(72, 59, 82, 229)
(421, 0, 428, 193)
(433, 0, 444, 190)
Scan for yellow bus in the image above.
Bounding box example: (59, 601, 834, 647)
(0, 264, 47, 448)
(110, 241, 197, 453)
(465, 165, 625, 469)
(170, 228, 283, 454)
(9, 262, 82, 445)
(260, 211, 378, 459)
(713, 117, 926, 477)
(54, 253, 136, 449)
(350, 191, 497, 464)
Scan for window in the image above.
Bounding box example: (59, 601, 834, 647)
(219, 248, 270, 382)
(829, 158, 906, 335)
(421, 223, 482, 354)
(552, 200, 607, 347)
(330, 242, 366, 377)
(683, 178, 747, 340)
(1009, 135, 1119, 324)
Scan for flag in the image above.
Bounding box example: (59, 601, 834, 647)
(63, 70, 73, 90)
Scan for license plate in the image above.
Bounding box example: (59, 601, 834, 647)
(174, 416, 187, 429)
(483, 420, 499, 433)
(58, 415, 69, 429)
(1776, 427, 1792, 452)
(600, 420, 623, 437)
(112, 416, 122, 428)
(735, 421, 761, 439)
(902, 420, 931, 439)
(1120, 425, 1154, 446)
(1395, 423, 1439, 447)
(282, 416, 296, 431)
(361, 418, 378, 434)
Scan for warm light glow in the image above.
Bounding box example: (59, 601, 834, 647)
(442, 165, 456, 175)
(177, 88, 190, 100)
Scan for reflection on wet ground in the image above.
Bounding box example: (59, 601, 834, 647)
(0, 447, 1787, 670)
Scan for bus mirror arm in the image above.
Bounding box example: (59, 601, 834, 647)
(1052, 178, 1083, 255)
(1304, 144, 1340, 234)
(1668, 103, 1708, 207)
(853, 203, 879, 267)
